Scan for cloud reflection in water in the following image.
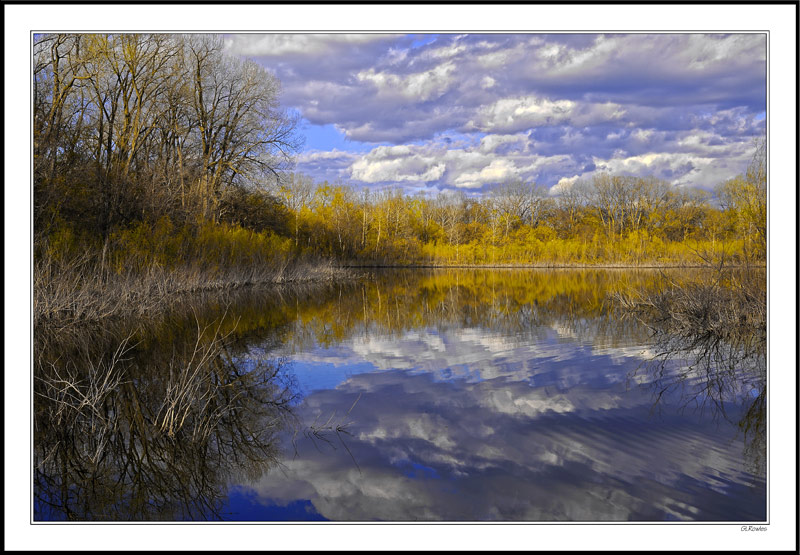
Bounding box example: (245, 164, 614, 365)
(233, 324, 765, 521)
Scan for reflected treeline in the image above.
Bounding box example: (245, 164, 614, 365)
(617, 268, 766, 478)
(34, 311, 299, 520)
(277, 269, 680, 352)
(39, 269, 692, 360)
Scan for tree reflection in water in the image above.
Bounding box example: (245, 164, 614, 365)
(619, 268, 766, 478)
(34, 314, 298, 521)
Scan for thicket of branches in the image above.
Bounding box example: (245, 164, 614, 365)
(34, 313, 299, 520)
(34, 33, 301, 244)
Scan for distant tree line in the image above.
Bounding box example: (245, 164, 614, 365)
(265, 144, 765, 266)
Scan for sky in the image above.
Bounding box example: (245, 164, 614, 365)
(223, 33, 766, 196)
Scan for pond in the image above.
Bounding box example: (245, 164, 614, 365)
(33, 269, 766, 521)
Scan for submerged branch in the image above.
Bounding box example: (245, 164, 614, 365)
(614, 265, 766, 476)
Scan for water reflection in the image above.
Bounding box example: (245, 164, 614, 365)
(620, 269, 767, 480)
(237, 332, 764, 521)
(34, 269, 767, 521)
(233, 270, 766, 521)
(34, 315, 297, 520)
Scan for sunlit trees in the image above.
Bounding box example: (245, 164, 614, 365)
(716, 139, 766, 261)
(490, 179, 548, 241)
(273, 172, 315, 247)
(432, 192, 467, 262)
(552, 180, 591, 235)
(34, 33, 301, 241)
(273, 159, 765, 267)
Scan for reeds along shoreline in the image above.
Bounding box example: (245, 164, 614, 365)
(33, 251, 357, 334)
(615, 265, 766, 355)
(613, 264, 766, 476)
(34, 241, 765, 336)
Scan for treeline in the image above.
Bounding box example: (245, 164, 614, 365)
(262, 153, 766, 266)
(34, 33, 765, 276)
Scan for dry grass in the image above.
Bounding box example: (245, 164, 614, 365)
(614, 264, 766, 475)
(616, 267, 766, 382)
(34, 249, 356, 334)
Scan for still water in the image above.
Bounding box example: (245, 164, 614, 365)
(34, 269, 766, 521)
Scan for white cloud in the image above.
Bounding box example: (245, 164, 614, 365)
(590, 152, 698, 180)
(350, 145, 447, 183)
(632, 128, 655, 143)
(225, 33, 765, 190)
(455, 161, 510, 187)
(297, 149, 360, 164)
(477, 133, 528, 154)
(475, 41, 527, 68)
(469, 95, 626, 134)
(470, 95, 576, 132)
(551, 35, 621, 75)
(345, 138, 585, 190)
(683, 34, 765, 70)
(357, 62, 457, 102)
(420, 42, 467, 61)
(571, 101, 627, 126)
(550, 175, 581, 196)
(310, 126, 755, 191)
(585, 151, 749, 189)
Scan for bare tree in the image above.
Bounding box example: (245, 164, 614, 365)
(33, 33, 302, 234)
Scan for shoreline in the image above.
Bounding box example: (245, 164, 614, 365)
(33, 261, 359, 333)
(33, 260, 765, 333)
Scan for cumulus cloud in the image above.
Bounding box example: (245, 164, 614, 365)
(343, 137, 595, 191)
(226, 33, 766, 192)
(468, 94, 630, 134)
(295, 148, 361, 182)
(297, 149, 360, 164)
(477, 133, 529, 154)
(585, 149, 754, 189)
(357, 61, 457, 102)
(347, 142, 506, 188)
(469, 95, 577, 132)
(350, 145, 447, 183)
(453, 159, 516, 189)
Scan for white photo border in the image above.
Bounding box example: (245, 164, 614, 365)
(5, 3, 796, 551)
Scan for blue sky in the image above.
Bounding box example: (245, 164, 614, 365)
(230, 33, 764, 195)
